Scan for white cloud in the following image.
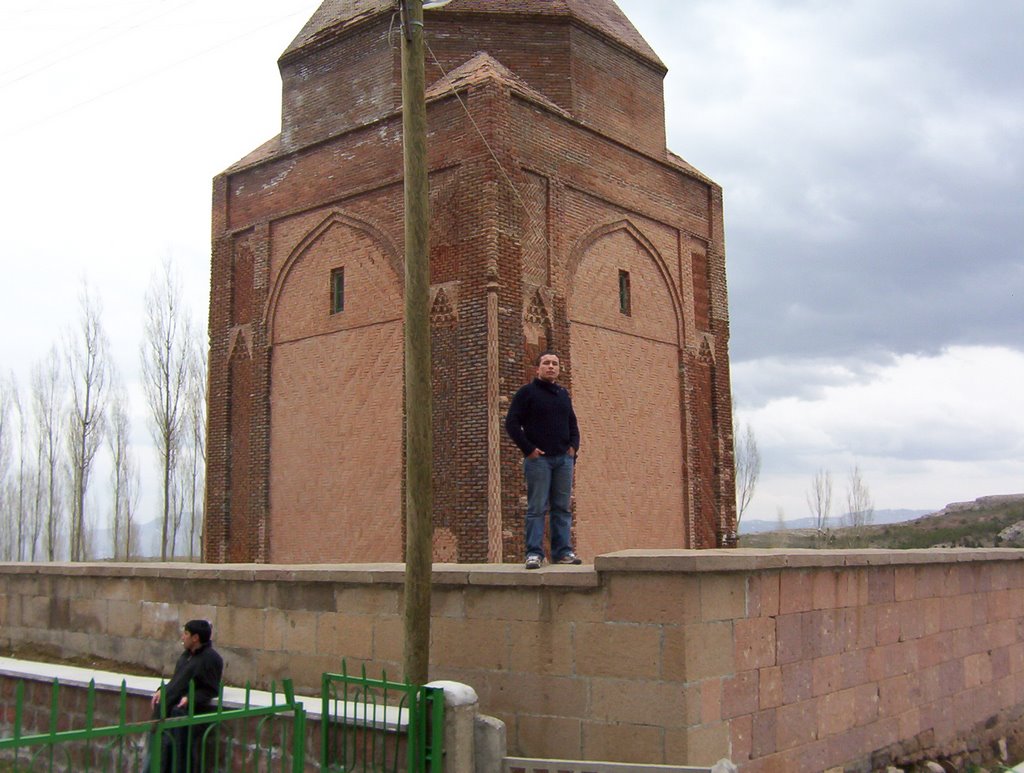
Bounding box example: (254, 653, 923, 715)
(737, 346, 1024, 518)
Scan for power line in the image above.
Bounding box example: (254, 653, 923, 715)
(0, 0, 200, 86)
(2, 8, 311, 137)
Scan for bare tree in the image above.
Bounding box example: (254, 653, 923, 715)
(182, 332, 207, 559)
(169, 456, 188, 556)
(844, 464, 874, 535)
(770, 505, 789, 548)
(806, 468, 833, 546)
(65, 283, 110, 561)
(141, 258, 191, 560)
(0, 375, 13, 560)
(107, 383, 139, 560)
(734, 420, 762, 526)
(9, 375, 31, 561)
(31, 348, 65, 561)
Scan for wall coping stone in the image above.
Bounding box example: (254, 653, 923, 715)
(0, 561, 598, 587)
(593, 547, 1024, 572)
(4, 550, 1024, 584)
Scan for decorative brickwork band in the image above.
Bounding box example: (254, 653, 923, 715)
(486, 267, 503, 562)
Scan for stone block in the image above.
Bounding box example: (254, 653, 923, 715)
(506, 620, 574, 675)
(315, 612, 374, 660)
(663, 621, 734, 682)
(700, 677, 722, 724)
(735, 617, 776, 672)
(700, 574, 746, 622)
(748, 571, 780, 618)
(218, 605, 269, 650)
(605, 573, 700, 625)
(774, 613, 803, 665)
(516, 713, 582, 759)
(535, 588, 599, 627)
(775, 699, 817, 751)
(465, 587, 541, 621)
(590, 677, 689, 727)
(964, 651, 993, 689)
(867, 567, 895, 604)
(264, 608, 317, 654)
(812, 654, 841, 697)
(334, 585, 401, 616)
(372, 615, 404, 663)
(575, 621, 661, 679)
(486, 671, 588, 719)
(683, 721, 731, 767)
(751, 707, 777, 758)
(852, 682, 880, 727)
(894, 565, 916, 602)
(875, 602, 899, 646)
(277, 582, 337, 612)
(759, 666, 782, 710)
(582, 720, 666, 763)
(720, 669, 758, 719)
(778, 570, 814, 615)
(801, 609, 841, 659)
(139, 600, 182, 641)
(431, 618, 508, 670)
(780, 660, 813, 705)
(818, 687, 856, 738)
(729, 712, 752, 764)
(107, 599, 144, 638)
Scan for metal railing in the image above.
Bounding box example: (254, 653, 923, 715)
(320, 663, 444, 773)
(0, 676, 306, 772)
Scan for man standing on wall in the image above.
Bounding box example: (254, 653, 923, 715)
(145, 619, 224, 772)
(505, 351, 583, 569)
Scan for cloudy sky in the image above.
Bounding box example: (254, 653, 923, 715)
(1, 0, 1021, 534)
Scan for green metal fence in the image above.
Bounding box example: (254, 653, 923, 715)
(0, 676, 306, 772)
(320, 663, 444, 773)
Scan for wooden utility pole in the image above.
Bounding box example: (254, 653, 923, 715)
(400, 0, 433, 687)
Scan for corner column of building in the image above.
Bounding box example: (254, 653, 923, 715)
(204, 174, 233, 562)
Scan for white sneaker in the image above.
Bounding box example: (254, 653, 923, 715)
(525, 555, 542, 570)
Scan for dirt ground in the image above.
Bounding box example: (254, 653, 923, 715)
(1, 643, 161, 678)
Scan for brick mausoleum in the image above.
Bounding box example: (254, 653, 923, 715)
(204, 0, 737, 564)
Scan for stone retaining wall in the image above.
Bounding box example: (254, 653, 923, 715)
(3, 549, 1024, 771)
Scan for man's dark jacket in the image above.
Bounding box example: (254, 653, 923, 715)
(505, 378, 580, 457)
(160, 642, 224, 714)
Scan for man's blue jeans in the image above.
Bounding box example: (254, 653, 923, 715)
(524, 453, 575, 560)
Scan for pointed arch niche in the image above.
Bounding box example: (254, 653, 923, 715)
(567, 219, 689, 555)
(265, 211, 404, 563)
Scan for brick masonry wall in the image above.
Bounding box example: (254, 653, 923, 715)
(4, 551, 1024, 770)
(205, 4, 736, 563)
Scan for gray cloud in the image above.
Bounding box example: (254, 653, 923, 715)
(619, 0, 1024, 362)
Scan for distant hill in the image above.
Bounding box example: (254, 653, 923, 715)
(740, 494, 1024, 549)
(740, 508, 930, 534)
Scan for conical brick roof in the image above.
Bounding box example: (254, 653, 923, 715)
(283, 0, 663, 69)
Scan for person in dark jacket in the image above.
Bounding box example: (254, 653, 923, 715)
(505, 351, 582, 569)
(145, 619, 224, 772)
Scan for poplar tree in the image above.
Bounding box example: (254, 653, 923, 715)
(31, 347, 65, 561)
(65, 283, 110, 561)
(141, 258, 190, 560)
(806, 468, 833, 546)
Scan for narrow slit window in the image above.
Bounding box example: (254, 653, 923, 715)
(618, 269, 631, 316)
(331, 267, 345, 314)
